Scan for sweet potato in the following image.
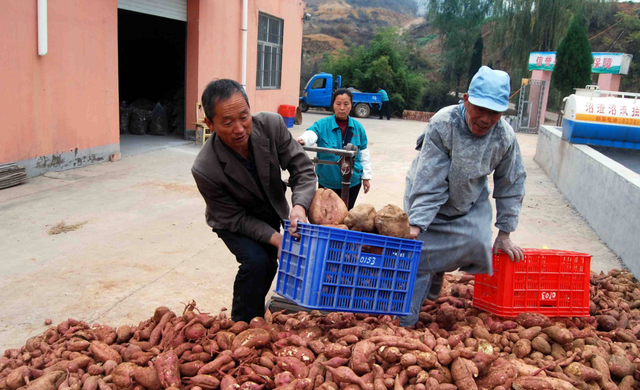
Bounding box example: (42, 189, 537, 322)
(519, 327, 542, 341)
(618, 376, 637, 390)
(514, 339, 532, 359)
(531, 336, 552, 354)
(275, 346, 315, 364)
(230, 329, 270, 351)
(476, 358, 517, 389)
(198, 355, 233, 376)
(179, 361, 204, 377)
(451, 358, 478, 390)
(184, 375, 220, 390)
(596, 316, 618, 332)
(350, 340, 376, 375)
(184, 323, 206, 340)
(608, 354, 635, 378)
(89, 342, 122, 364)
(277, 357, 309, 379)
(112, 363, 137, 389)
(344, 204, 376, 232)
(374, 205, 410, 238)
(115, 326, 132, 344)
(323, 366, 370, 390)
(82, 376, 99, 390)
(154, 350, 180, 388)
(564, 362, 601, 382)
(516, 313, 553, 329)
(308, 188, 348, 225)
(543, 326, 573, 345)
(23, 371, 65, 390)
(512, 376, 575, 390)
(132, 366, 161, 390)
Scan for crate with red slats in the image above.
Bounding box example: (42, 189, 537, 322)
(472, 249, 591, 318)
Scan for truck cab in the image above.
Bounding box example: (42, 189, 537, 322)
(300, 73, 341, 110)
(299, 73, 382, 118)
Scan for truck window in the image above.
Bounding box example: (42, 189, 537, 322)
(311, 78, 326, 89)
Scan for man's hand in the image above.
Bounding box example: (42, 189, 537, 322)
(297, 138, 305, 145)
(289, 204, 308, 237)
(493, 230, 524, 262)
(269, 232, 283, 259)
(363, 179, 371, 194)
(407, 225, 421, 240)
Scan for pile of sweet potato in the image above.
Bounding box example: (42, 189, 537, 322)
(2, 269, 640, 390)
(308, 189, 410, 239)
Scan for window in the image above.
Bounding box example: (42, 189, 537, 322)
(310, 78, 326, 89)
(257, 13, 283, 89)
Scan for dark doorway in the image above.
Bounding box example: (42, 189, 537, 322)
(117, 9, 187, 146)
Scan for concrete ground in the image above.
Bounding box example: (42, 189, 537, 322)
(0, 112, 621, 352)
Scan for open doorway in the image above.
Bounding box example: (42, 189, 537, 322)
(117, 9, 189, 156)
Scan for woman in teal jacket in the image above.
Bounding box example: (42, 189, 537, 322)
(297, 89, 372, 210)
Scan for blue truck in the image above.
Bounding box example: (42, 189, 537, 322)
(299, 73, 383, 118)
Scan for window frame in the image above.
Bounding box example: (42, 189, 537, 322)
(256, 13, 284, 90)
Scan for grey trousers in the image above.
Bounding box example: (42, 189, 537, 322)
(400, 186, 493, 326)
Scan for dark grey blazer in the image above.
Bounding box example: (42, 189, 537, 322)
(191, 112, 316, 243)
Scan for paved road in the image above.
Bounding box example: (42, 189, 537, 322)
(0, 112, 620, 352)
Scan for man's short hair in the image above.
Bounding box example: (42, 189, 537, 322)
(201, 79, 250, 120)
(331, 88, 353, 109)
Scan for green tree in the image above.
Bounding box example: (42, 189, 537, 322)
(467, 34, 484, 89)
(427, 0, 490, 96)
(552, 13, 593, 101)
(489, 0, 614, 85)
(320, 28, 428, 114)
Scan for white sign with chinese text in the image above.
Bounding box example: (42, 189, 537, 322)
(528, 52, 632, 75)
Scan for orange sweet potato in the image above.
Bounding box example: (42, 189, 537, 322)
(230, 328, 270, 351)
(89, 342, 122, 364)
(308, 189, 348, 225)
(344, 204, 376, 232)
(374, 205, 410, 238)
(451, 358, 478, 390)
(154, 350, 180, 388)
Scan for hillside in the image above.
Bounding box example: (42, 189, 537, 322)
(301, 0, 422, 88)
(301, 0, 640, 109)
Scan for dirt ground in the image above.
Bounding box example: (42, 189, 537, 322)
(0, 111, 621, 352)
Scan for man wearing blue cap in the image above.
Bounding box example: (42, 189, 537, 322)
(401, 66, 526, 327)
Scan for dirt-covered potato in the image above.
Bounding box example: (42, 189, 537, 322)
(374, 204, 410, 238)
(309, 188, 348, 225)
(343, 204, 376, 232)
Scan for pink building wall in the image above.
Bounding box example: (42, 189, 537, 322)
(1, 0, 305, 175)
(0, 0, 120, 172)
(186, 0, 305, 128)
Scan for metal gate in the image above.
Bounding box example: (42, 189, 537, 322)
(516, 79, 546, 133)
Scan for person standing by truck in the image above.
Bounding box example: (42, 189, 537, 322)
(378, 87, 391, 120)
(297, 89, 372, 210)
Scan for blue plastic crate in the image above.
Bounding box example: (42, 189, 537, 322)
(282, 116, 295, 128)
(276, 221, 422, 315)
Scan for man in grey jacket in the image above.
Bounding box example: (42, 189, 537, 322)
(191, 79, 316, 323)
(402, 66, 526, 326)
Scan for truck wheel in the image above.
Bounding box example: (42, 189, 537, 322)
(299, 102, 309, 112)
(354, 103, 370, 118)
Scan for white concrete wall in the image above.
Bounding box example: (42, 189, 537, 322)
(534, 126, 640, 276)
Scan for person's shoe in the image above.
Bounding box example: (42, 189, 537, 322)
(427, 272, 444, 301)
(379, 117, 383, 120)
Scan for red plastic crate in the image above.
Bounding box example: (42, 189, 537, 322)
(278, 104, 296, 118)
(472, 249, 591, 318)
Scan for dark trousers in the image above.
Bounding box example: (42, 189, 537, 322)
(320, 182, 361, 210)
(380, 101, 391, 120)
(214, 229, 279, 323)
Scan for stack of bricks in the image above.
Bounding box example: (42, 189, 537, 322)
(403, 110, 435, 122)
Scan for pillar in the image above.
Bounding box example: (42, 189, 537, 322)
(530, 70, 552, 126)
(597, 73, 622, 92)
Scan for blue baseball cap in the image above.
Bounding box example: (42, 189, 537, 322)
(468, 66, 511, 112)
